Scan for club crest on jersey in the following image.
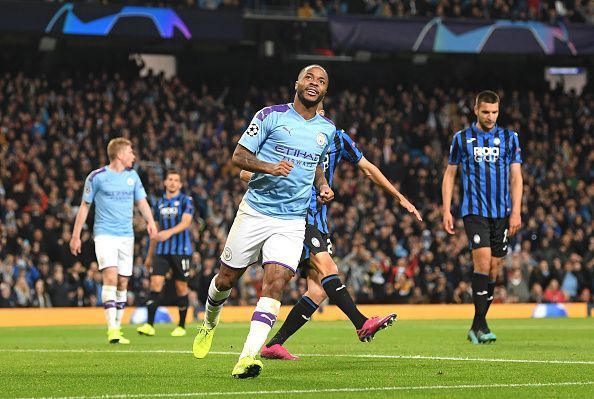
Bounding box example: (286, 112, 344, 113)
(223, 247, 232, 261)
(246, 123, 259, 137)
(126, 178, 134, 186)
(493, 137, 501, 145)
(316, 132, 326, 147)
(311, 237, 321, 248)
(84, 184, 91, 195)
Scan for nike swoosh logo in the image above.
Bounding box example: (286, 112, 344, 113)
(476, 291, 488, 296)
(467, 138, 477, 143)
(336, 285, 346, 291)
(301, 315, 311, 321)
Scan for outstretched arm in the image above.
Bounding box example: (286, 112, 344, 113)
(357, 157, 422, 221)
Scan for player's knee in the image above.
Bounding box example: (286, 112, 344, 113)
(214, 270, 237, 291)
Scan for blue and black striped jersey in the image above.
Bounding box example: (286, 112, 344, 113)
(307, 129, 363, 234)
(448, 123, 522, 218)
(154, 193, 194, 256)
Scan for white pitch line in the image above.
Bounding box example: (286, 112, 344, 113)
(2, 348, 594, 365)
(14, 381, 594, 399)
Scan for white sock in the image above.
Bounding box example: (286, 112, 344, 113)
(115, 290, 127, 328)
(101, 285, 117, 330)
(240, 297, 281, 359)
(204, 275, 231, 329)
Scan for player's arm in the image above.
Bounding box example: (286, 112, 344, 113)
(156, 213, 192, 242)
(136, 198, 158, 239)
(357, 157, 422, 221)
(441, 164, 458, 235)
(314, 163, 333, 204)
(70, 200, 90, 255)
(144, 222, 159, 272)
(232, 144, 293, 176)
(239, 170, 253, 183)
(509, 163, 523, 236)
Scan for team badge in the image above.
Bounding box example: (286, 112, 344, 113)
(126, 178, 134, 186)
(473, 234, 481, 244)
(84, 184, 91, 195)
(223, 247, 233, 261)
(246, 123, 259, 137)
(316, 132, 326, 147)
(311, 237, 320, 248)
(173, 201, 180, 206)
(494, 137, 501, 145)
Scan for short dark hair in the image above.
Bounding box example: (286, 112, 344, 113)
(475, 90, 500, 107)
(164, 169, 181, 179)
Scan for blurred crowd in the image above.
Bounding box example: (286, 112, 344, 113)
(50, 0, 594, 24)
(0, 70, 592, 314)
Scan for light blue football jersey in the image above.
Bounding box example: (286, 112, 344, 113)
(82, 166, 147, 237)
(239, 103, 335, 219)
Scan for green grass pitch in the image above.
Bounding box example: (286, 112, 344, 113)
(1, 318, 593, 398)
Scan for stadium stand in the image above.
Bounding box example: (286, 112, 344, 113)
(1, 67, 592, 311)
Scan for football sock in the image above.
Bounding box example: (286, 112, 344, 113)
(321, 274, 366, 330)
(485, 280, 496, 314)
(266, 295, 318, 347)
(177, 294, 189, 328)
(101, 285, 117, 330)
(204, 275, 231, 329)
(115, 289, 127, 328)
(146, 290, 161, 326)
(240, 297, 281, 359)
(471, 272, 489, 331)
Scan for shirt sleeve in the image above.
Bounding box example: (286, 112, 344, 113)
(82, 173, 98, 204)
(339, 130, 363, 164)
(237, 108, 273, 153)
(510, 132, 523, 164)
(133, 171, 147, 201)
(183, 196, 195, 216)
(448, 132, 462, 165)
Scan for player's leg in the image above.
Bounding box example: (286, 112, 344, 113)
(95, 236, 122, 343)
(233, 220, 303, 378)
(194, 203, 264, 359)
(101, 267, 120, 343)
(464, 216, 492, 344)
(171, 273, 189, 337)
(113, 237, 134, 344)
(262, 263, 325, 360)
(137, 272, 165, 336)
(484, 218, 509, 342)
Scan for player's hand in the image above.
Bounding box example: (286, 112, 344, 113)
(509, 212, 521, 236)
(399, 197, 423, 222)
(147, 221, 158, 239)
(443, 212, 455, 235)
(318, 184, 334, 204)
(69, 236, 81, 255)
(144, 257, 152, 273)
(156, 230, 173, 242)
(269, 160, 293, 177)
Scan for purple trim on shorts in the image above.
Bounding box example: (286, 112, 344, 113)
(262, 261, 296, 273)
(115, 302, 126, 310)
(103, 300, 116, 309)
(251, 311, 277, 327)
(207, 295, 227, 307)
(256, 104, 290, 121)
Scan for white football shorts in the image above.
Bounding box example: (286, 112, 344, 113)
(94, 235, 135, 276)
(221, 200, 305, 273)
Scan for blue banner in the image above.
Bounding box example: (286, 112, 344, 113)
(330, 16, 594, 55)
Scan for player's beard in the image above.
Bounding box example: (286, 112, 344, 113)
(297, 87, 323, 109)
